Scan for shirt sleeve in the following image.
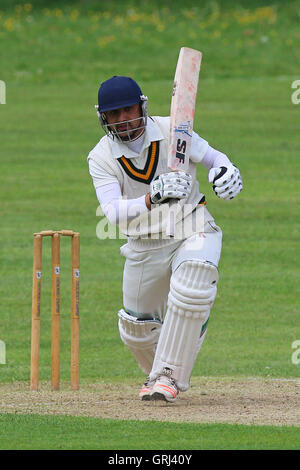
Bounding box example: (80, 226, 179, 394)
(189, 131, 209, 163)
(96, 182, 148, 226)
(200, 145, 233, 170)
(88, 157, 119, 189)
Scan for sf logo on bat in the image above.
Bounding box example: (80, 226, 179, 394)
(174, 121, 191, 165)
(176, 138, 187, 164)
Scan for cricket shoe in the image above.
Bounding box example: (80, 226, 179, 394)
(151, 368, 178, 403)
(139, 377, 155, 401)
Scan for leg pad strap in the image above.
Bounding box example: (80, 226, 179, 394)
(118, 309, 162, 375)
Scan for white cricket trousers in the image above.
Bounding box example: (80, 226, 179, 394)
(121, 220, 222, 320)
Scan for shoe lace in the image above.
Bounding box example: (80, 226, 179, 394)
(161, 368, 177, 387)
(144, 376, 151, 386)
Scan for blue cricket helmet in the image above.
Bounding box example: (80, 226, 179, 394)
(96, 75, 148, 141)
(98, 76, 143, 112)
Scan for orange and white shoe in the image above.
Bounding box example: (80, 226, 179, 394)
(139, 377, 155, 401)
(151, 369, 178, 403)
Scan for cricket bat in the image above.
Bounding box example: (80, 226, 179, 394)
(168, 47, 202, 171)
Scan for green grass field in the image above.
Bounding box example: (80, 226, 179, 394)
(1, 414, 299, 450)
(0, 0, 299, 450)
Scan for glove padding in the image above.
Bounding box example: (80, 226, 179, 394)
(150, 171, 192, 204)
(209, 165, 243, 200)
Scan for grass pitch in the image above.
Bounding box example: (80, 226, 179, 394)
(1, 413, 300, 450)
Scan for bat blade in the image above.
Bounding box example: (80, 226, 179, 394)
(168, 47, 202, 171)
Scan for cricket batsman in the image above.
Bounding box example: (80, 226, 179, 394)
(87, 76, 243, 402)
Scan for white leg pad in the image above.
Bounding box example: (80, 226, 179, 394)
(118, 309, 162, 375)
(149, 260, 218, 391)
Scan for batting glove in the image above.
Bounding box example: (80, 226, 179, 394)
(150, 171, 192, 204)
(209, 165, 243, 200)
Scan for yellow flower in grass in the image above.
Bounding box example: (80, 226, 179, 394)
(183, 10, 195, 20)
(54, 8, 63, 18)
(70, 9, 79, 21)
(97, 35, 116, 47)
(234, 10, 251, 25)
(24, 3, 32, 13)
(4, 18, 14, 32)
(128, 12, 140, 22)
(127, 9, 144, 22)
(91, 13, 100, 22)
(113, 16, 124, 27)
(255, 6, 277, 24)
(156, 23, 165, 32)
(221, 22, 228, 29)
(234, 6, 277, 25)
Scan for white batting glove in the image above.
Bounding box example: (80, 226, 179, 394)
(150, 171, 192, 204)
(209, 165, 243, 200)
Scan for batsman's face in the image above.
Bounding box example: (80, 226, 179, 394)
(105, 104, 144, 141)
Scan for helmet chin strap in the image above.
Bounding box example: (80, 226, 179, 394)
(125, 127, 145, 142)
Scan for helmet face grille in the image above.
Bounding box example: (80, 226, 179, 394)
(101, 114, 147, 142)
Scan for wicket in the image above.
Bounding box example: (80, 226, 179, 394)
(30, 230, 80, 391)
